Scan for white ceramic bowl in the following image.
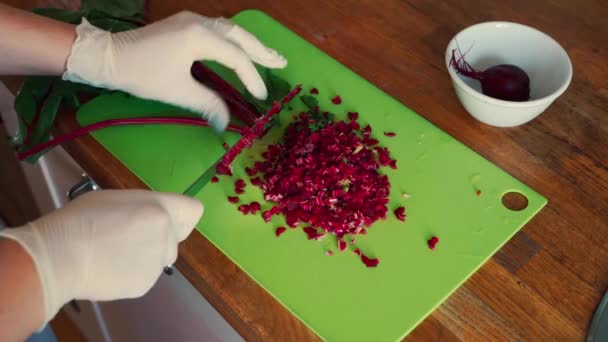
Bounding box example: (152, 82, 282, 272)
(445, 22, 572, 127)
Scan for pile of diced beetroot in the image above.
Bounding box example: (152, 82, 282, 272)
(219, 90, 411, 267)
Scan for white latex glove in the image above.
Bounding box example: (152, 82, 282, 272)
(0, 189, 203, 326)
(62, 11, 287, 130)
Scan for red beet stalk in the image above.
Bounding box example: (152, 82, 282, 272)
(428, 236, 439, 250)
(216, 85, 302, 175)
(353, 249, 379, 267)
(16, 117, 244, 161)
(275, 227, 287, 237)
(394, 207, 406, 221)
(191, 62, 260, 125)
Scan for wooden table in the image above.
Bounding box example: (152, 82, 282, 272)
(50, 1, 608, 340)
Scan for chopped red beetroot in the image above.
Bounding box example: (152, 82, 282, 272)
(238, 204, 250, 215)
(428, 236, 439, 250)
(303, 227, 316, 239)
(353, 249, 379, 267)
(361, 254, 380, 267)
(384, 132, 396, 137)
(261, 205, 282, 223)
(389, 160, 397, 170)
(216, 163, 233, 177)
(262, 210, 273, 223)
(285, 212, 299, 227)
(230, 91, 398, 268)
(331, 96, 342, 104)
(303, 227, 324, 240)
(310, 87, 319, 95)
(377, 147, 392, 167)
(227, 196, 239, 204)
(245, 110, 392, 243)
(275, 227, 287, 237)
(338, 238, 347, 252)
(362, 125, 372, 138)
(211, 176, 219, 183)
(394, 207, 406, 221)
(249, 201, 261, 214)
(245, 167, 257, 176)
(364, 138, 379, 146)
(234, 179, 246, 194)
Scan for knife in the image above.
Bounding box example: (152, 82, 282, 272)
(162, 154, 223, 275)
(162, 65, 238, 275)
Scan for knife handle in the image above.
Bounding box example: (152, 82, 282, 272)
(163, 265, 174, 276)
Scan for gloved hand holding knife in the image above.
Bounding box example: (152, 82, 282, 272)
(0, 4, 287, 341)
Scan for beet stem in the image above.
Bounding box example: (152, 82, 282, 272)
(450, 49, 484, 80)
(16, 117, 244, 160)
(191, 62, 260, 125)
(216, 85, 302, 174)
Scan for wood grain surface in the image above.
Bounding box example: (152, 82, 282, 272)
(42, 0, 608, 340)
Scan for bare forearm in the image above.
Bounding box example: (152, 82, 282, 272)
(0, 3, 76, 75)
(0, 237, 45, 342)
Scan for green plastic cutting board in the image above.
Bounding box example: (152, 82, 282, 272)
(76, 10, 547, 342)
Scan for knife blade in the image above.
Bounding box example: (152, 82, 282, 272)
(182, 156, 223, 198)
(162, 155, 223, 276)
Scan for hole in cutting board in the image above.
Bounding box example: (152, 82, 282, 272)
(502, 192, 528, 211)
